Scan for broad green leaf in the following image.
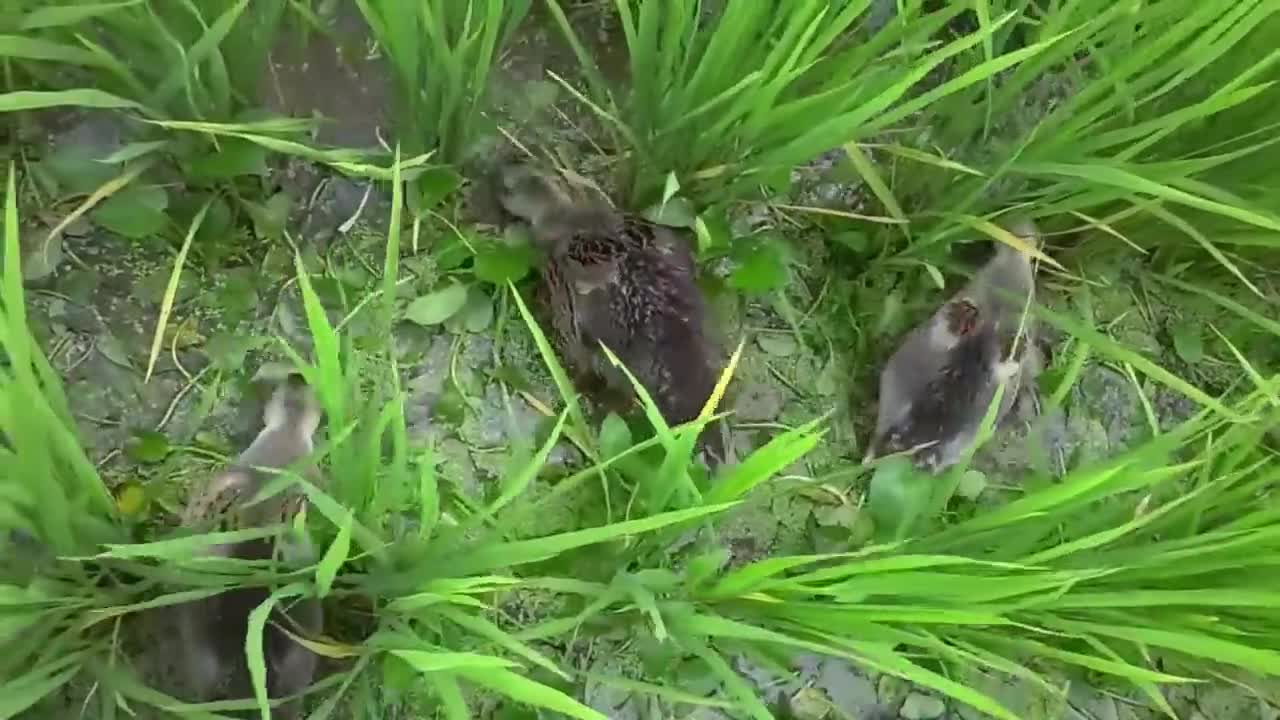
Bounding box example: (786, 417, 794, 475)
(92, 185, 168, 239)
(451, 503, 737, 574)
(457, 287, 495, 333)
(410, 166, 463, 214)
(437, 607, 569, 680)
(185, 138, 270, 181)
(405, 283, 470, 325)
(0, 89, 141, 113)
(245, 191, 292, 240)
(96, 526, 282, 559)
(453, 666, 608, 720)
(20, 1, 141, 30)
(391, 650, 517, 672)
(247, 584, 306, 720)
(599, 413, 633, 458)
(473, 242, 536, 284)
(1171, 323, 1204, 364)
(708, 418, 823, 504)
(124, 429, 171, 464)
(868, 457, 934, 542)
(728, 235, 789, 293)
(0, 660, 83, 718)
(643, 197, 697, 228)
(0, 35, 115, 68)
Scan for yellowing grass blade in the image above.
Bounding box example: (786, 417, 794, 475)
(144, 199, 210, 383)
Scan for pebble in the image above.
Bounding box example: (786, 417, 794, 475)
(817, 661, 879, 719)
(1067, 683, 1119, 720)
(900, 692, 946, 720)
(878, 675, 910, 710)
(790, 687, 831, 720)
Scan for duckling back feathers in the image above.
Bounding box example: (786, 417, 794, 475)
(870, 232, 1038, 472)
(496, 163, 723, 443)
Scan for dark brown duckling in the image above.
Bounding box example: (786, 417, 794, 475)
(867, 221, 1041, 473)
(495, 163, 727, 462)
(175, 373, 324, 718)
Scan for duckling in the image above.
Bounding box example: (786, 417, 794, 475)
(867, 222, 1041, 473)
(496, 163, 727, 462)
(175, 373, 323, 718)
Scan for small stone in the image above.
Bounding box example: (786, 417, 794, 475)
(732, 380, 785, 421)
(900, 692, 946, 720)
(818, 661, 879, 719)
(1067, 683, 1119, 720)
(877, 674, 910, 709)
(790, 687, 831, 720)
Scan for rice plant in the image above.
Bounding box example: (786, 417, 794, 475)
(540, 0, 1063, 207)
(830, 0, 1280, 267)
(355, 0, 532, 164)
(0, 0, 288, 120)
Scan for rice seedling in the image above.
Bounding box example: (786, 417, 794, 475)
(542, 0, 1073, 208)
(0, 0, 287, 120)
(852, 0, 1280, 261)
(355, 0, 532, 164)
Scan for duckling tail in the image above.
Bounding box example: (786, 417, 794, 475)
(650, 319, 728, 465)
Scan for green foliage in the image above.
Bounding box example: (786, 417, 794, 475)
(0, 166, 117, 554)
(0, 0, 284, 120)
(545, 0, 1055, 207)
(865, 1, 1280, 265)
(4, 2, 1280, 719)
(356, 0, 532, 164)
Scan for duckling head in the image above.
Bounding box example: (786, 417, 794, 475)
(497, 163, 622, 251)
(261, 373, 322, 445)
(965, 223, 1038, 328)
(497, 164, 572, 231)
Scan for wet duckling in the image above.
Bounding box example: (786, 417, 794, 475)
(175, 373, 323, 718)
(867, 222, 1041, 472)
(496, 163, 726, 461)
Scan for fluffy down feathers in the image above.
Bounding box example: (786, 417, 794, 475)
(868, 226, 1040, 472)
(496, 163, 726, 462)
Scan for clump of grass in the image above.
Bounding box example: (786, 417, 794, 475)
(0, 154, 816, 718)
(544, 0, 1059, 207)
(356, 0, 532, 164)
(5, 147, 1280, 719)
(849, 1, 1280, 266)
(0, 164, 117, 554)
(0, 0, 287, 120)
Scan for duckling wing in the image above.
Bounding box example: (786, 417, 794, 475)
(873, 326, 1003, 469)
(181, 468, 252, 526)
(876, 322, 954, 437)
